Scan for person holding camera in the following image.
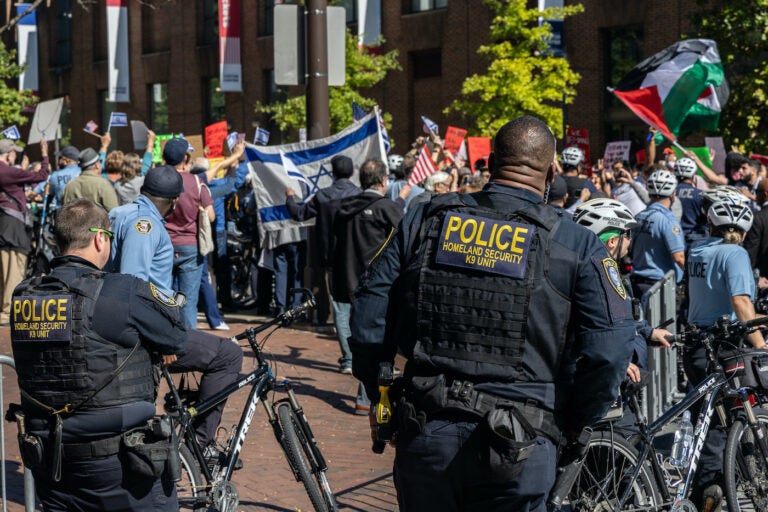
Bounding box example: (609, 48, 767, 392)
(10, 198, 186, 511)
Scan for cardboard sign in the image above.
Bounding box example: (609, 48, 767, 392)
(705, 137, 727, 175)
(443, 126, 467, 156)
(603, 141, 632, 169)
(204, 121, 228, 158)
(186, 135, 205, 156)
(467, 136, 492, 172)
(131, 121, 149, 151)
(28, 98, 63, 144)
(152, 134, 173, 164)
(565, 127, 591, 170)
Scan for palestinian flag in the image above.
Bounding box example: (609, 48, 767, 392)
(610, 39, 729, 141)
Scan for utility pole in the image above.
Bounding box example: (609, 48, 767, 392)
(306, 0, 330, 140)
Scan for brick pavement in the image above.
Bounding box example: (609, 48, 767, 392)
(0, 310, 399, 511)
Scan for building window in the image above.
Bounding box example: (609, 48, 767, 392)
(409, 0, 447, 13)
(604, 26, 643, 108)
(205, 77, 227, 124)
(335, 0, 357, 23)
(201, 0, 218, 46)
(53, 0, 73, 70)
(99, 90, 118, 150)
(93, 2, 107, 62)
(259, 0, 275, 36)
(149, 84, 169, 133)
(412, 50, 441, 79)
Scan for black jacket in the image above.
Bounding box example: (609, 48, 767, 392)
(744, 205, 768, 278)
(332, 190, 403, 302)
(286, 178, 360, 267)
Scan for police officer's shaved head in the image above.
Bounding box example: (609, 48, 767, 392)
(492, 116, 556, 177)
(55, 199, 110, 252)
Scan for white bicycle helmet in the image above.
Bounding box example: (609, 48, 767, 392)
(707, 199, 754, 232)
(674, 158, 697, 180)
(574, 198, 639, 236)
(646, 170, 678, 197)
(387, 154, 404, 172)
(562, 146, 585, 167)
(700, 186, 749, 214)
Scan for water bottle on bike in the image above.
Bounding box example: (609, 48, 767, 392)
(669, 410, 694, 468)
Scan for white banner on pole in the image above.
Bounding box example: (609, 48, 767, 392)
(16, 3, 38, 92)
(107, 0, 130, 102)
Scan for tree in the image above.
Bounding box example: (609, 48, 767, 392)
(445, 0, 583, 138)
(254, 29, 401, 138)
(690, 1, 768, 153)
(0, 41, 38, 128)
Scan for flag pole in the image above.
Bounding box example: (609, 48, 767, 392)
(374, 105, 387, 162)
(83, 129, 102, 138)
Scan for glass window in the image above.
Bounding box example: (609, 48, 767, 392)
(149, 84, 169, 133)
(54, 0, 73, 70)
(93, 2, 107, 62)
(410, 0, 447, 13)
(202, 0, 219, 46)
(412, 51, 441, 79)
(335, 0, 357, 23)
(205, 77, 227, 124)
(604, 26, 643, 108)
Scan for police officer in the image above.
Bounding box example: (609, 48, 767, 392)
(630, 170, 686, 299)
(108, 165, 243, 456)
(10, 198, 186, 511)
(350, 116, 635, 512)
(685, 198, 766, 510)
(674, 158, 707, 243)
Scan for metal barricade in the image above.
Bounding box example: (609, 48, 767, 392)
(640, 270, 680, 422)
(0, 355, 35, 512)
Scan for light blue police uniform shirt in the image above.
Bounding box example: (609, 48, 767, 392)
(34, 164, 81, 208)
(631, 202, 686, 282)
(108, 194, 174, 293)
(687, 237, 755, 326)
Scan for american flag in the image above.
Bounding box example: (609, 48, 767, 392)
(84, 120, 99, 133)
(408, 144, 437, 186)
(352, 102, 367, 122)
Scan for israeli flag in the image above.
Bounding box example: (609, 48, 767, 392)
(421, 115, 439, 136)
(108, 112, 128, 128)
(245, 111, 385, 250)
(2, 126, 21, 140)
(253, 127, 270, 146)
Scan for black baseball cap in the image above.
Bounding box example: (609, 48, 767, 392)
(55, 145, 80, 161)
(141, 165, 184, 198)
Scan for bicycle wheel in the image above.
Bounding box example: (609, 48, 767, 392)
(568, 430, 660, 511)
(724, 409, 768, 512)
(276, 402, 331, 512)
(177, 443, 208, 511)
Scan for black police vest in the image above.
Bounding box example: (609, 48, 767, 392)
(11, 272, 155, 412)
(406, 193, 570, 383)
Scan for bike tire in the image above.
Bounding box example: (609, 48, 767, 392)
(568, 430, 660, 511)
(724, 408, 768, 512)
(177, 442, 208, 511)
(276, 402, 331, 512)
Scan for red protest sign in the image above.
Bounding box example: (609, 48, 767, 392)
(443, 126, 467, 156)
(205, 121, 228, 158)
(566, 127, 591, 170)
(467, 137, 492, 173)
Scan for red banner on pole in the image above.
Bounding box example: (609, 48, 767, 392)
(467, 137, 492, 173)
(205, 121, 229, 158)
(218, 0, 242, 92)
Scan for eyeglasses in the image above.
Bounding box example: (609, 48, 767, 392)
(88, 227, 114, 239)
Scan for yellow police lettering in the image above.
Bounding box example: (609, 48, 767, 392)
(45, 299, 57, 321)
(460, 219, 478, 243)
(496, 225, 512, 250)
(14, 298, 68, 322)
(13, 299, 21, 318)
(444, 216, 462, 239)
(57, 298, 67, 319)
(510, 227, 529, 254)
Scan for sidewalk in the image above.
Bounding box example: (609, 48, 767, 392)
(0, 309, 399, 511)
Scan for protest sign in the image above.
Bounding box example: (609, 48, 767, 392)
(186, 135, 204, 156)
(205, 121, 228, 158)
(704, 137, 726, 175)
(443, 126, 467, 156)
(152, 134, 174, 163)
(28, 98, 63, 144)
(566, 127, 591, 169)
(131, 121, 149, 151)
(467, 137, 491, 172)
(603, 140, 632, 169)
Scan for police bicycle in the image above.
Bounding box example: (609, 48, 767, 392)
(549, 315, 768, 512)
(161, 290, 338, 512)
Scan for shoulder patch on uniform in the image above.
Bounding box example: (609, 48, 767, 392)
(672, 225, 681, 236)
(602, 257, 627, 300)
(135, 219, 153, 234)
(435, 211, 535, 278)
(149, 283, 178, 307)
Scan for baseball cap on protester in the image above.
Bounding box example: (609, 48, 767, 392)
(0, 139, 23, 154)
(163, 138, 189, 166)
(78, 148, 100, 169)
(548, 174, 568, 202)
(141, 165, 184, 198)
(55, 145, 80, 161)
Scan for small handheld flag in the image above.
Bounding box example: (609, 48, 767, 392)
(421, 116, 439, 137)
(83, 120, 100, 137)
(2, 126, 21, 140)
(409, 144, 438, 186)
(253, 127, 270, 145)
(108, 112, 129, 129)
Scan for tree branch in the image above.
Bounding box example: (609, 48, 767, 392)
(0, 0, 45, 35)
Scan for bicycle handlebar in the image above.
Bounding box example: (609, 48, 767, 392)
(234, 290, 316, 341)
(665, 315, 768, 347)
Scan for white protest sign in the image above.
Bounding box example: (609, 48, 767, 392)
(602, 140, 631, 169)
(27, 98, 63, 144)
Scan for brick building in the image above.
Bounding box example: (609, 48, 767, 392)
(7, 0, 703, 161)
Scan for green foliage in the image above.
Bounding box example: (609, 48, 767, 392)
(255, 29, 401, 139)
(690, 0, 768, 153)
(0, 41, 38, 129)
(446, 0, 583, 138)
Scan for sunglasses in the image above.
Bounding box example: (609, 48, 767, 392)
(89, 227, 114, 239)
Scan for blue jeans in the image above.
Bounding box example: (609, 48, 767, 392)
(198, 256, 224, 328)
(173, 245, 204, 328)
(273, 241, 306, 310)
(332, 300, 353, 366)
